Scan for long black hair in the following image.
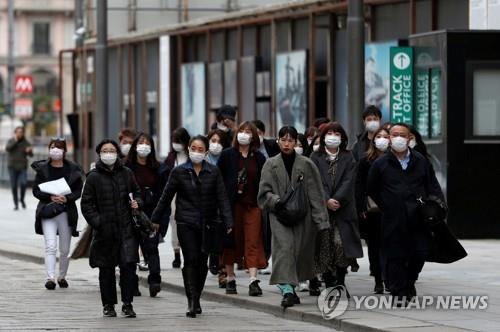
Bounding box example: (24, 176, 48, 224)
(409, 126, 430, 159)
(127, 132, 160, 169)
(171, 127, 191, 154)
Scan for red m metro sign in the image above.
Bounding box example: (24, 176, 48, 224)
(15, 75, 33, 94)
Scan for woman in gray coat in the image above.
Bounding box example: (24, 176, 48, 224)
(310, 122, 363, 296)
(258, 126, 330, 308)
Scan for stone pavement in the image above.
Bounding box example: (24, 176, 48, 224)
(1, 187, 500, 331)
(0, 255, 331, 331)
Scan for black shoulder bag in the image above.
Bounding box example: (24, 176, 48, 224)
(276, 174, 307, 227)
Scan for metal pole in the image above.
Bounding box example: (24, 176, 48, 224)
(95, 0, 108, 142)
(347, 0, 365, 144)
(7, 0, 15, 120)
(74, 0, 84, 48)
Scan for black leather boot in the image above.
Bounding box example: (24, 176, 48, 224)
(182, 267, 198, 318)
(336, 267, 350, 299)
(195, 266, 208, 314)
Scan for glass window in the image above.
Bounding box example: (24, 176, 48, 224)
(33, 22, 50, 55)
(430, 69, 442, 137)
(473, 70, 500, 136)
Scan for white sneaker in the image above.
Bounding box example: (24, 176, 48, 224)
(298, 281, 309, 292)
(258, 267, 272, 275)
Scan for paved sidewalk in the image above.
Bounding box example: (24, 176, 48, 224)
(1, 187, 499, 331)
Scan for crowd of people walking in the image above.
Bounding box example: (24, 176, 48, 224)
(14, 103, 466, 318)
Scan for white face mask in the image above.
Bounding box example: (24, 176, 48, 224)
(365, 120, 381, 133)
(237, 132, 252, 146)
(374, 137, 390, 152)
(172, 143, 184, 152)
(100, 152, 117, 166)
(307, 138, 313, 145)
(49, 147, 64, 161)
(259, 135, 264, 144)
(120, 143, 131, 156)
(294, 147, 303, 155)
(313, 144, 320, 152)
(324, 134, 341, 148)
(209, 142, 223, 156)
(391, 136, 408, 153)
(217, 123, 229, 132)
(189, 151, 206, 164)
(136, 144, 151, 158)
(409, 139, 417, 149)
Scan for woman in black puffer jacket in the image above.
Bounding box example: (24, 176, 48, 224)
(151, 135, 233, 318)
(81, 139, 143, 318)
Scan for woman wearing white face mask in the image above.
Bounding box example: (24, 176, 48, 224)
(152, 135, 233, 318)
(125, 133, 166, 298)
(355, 127, 390, 294)
(310, 122, 363, 297)
(162, 127, 191, 269)
(32, 138, 84, 291)
(217, 121, 267, 297)
(206, 129, 228, 166)
(81, 139, 143, 318)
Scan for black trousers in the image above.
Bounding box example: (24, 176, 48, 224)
(141, 232, 161, 283)
(384, 230, 430, 297)
(99, 263, 137, 305)
(177, 224, 208, 269)
(8, 168, 27, 206)
(366, 211, 382, 281)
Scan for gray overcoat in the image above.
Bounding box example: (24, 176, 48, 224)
(258, 153, 329, 286)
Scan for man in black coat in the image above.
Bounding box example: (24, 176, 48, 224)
(351, 105, 382, 161)
(367, 123, 445, 302)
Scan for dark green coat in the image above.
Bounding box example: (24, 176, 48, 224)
(6, 137, 33, 170)
(258, 154, 329, 286)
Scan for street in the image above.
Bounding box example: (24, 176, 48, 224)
(0, 254, 330, 331)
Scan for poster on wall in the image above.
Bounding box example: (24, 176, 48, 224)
(181, 62, 206, 136)
(275, 50, 307, 133)
(365, 41, 397, 123)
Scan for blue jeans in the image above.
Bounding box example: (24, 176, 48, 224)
(8, 168, 27, 207)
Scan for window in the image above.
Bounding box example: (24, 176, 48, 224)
(33, 22, 50, 55)
(472, 70, 500, 136)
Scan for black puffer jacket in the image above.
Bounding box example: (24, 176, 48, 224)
(151, 160, 233, 230)
(81, 160, 143, 268)
(32, 159, 84, 236)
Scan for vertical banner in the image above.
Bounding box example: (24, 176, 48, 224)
(390, 47, 414, 124)
(415, 69, 429, 137)
(430, 69, 442, 137)
(159, 35, 171, 158)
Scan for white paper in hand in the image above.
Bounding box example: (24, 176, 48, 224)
(39, 178, 72, 196)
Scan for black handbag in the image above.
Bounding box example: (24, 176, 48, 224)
(416, 195, 448, 228)
(132, 209, 155, 240)
(276, 175, 307, 227)
(202, 219, 226, 255)
(39, 202, 66, 219)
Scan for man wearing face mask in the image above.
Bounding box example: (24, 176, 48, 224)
(351, 106, 382, 161)
(118, 128, 137, 159)
(252, 120, 280, 160)
(367, 123, 445, 306)
(210, 105, 237, 147)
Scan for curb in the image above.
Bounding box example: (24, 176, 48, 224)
(0, 248, 412, 332)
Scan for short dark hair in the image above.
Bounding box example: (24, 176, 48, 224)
(278, 126, 298, 141)
(313, 117, 331, 128)
(14, 126, 24, 132)
(232, 121, 260, 152)
(252, 120, 266, 133)
(95, 139, 123, 158)
(319, 122, 349, 152)
(362, 105, 382, 120)
(216, 105, 237, 122)
(189, 135, 210, 151)
(118, 128, 137, 141)
(127, 132, 160, 169)
(390, 122, 411, 133)
(172, 127, 191, 152)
